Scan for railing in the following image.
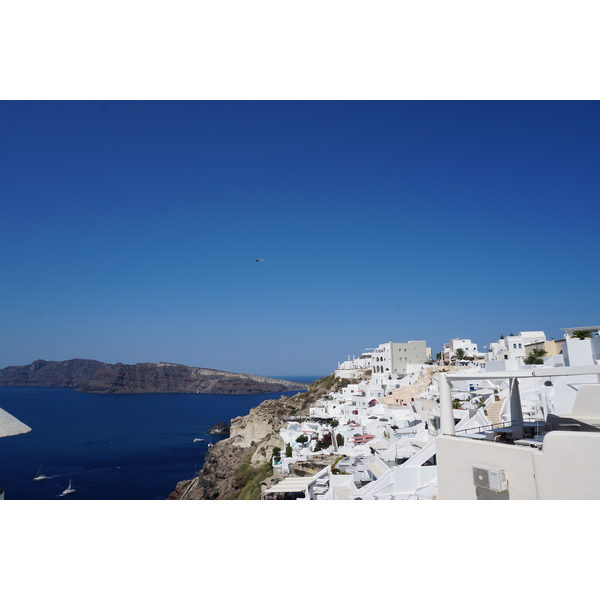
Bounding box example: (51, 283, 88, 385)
(456, 418, 546, 436)
(455, 420, 515, 436)
(451, 419, 547, 444)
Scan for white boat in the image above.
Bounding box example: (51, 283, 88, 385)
(33, 464, 48, 481)
(193, 438, 204, 442)
(61, 479, 76, 495)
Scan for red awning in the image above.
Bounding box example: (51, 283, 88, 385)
(352, 434, 375, 443)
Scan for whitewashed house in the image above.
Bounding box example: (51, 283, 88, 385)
(442, 338, 485, 363)
(485, 331, 547, 370)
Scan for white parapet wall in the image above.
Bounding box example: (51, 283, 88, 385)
(436, 430, 600, 500)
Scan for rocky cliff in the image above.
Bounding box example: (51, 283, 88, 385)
(0, 359, 305, 395)
(207, 422, 230, 435)
(168, 375, 346, 500)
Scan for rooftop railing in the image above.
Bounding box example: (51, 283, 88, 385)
(455, 420, 515, 436)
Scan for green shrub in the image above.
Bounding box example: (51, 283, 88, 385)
(295, 435, 308, 444)
(524, 348, 547, 365)
(570, 330, 595, 340)
(226, 453, 274, 500)
(331, 455, 344, 468)
(285, 443, 292, 458)
(314, 433, 332, 452)
(312, 375, 336, 390)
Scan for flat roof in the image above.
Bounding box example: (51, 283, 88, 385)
(262, 477, 317, 494)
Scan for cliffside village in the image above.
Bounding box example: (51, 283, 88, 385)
(261, 327, 600, 500)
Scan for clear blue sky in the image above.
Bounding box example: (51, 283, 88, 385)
(1, 101, 599, 375)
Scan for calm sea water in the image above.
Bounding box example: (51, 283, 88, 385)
(0, 377, 318, 501)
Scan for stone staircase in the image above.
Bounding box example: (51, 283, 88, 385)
(361, 456, 389, 479)
(486, 397, 504, 424)
(420, 398, 437, 422)
(381, 373, 433, 405)
(333, 482, 353, 500)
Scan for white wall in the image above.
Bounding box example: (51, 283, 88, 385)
(593, 336, 600, 364)
(483, 359, 522, 372)
(436, 436, 538, 499)
(532, 432, 600, 499)
(393, 466, 438, 494)
(436, 430, 600, 499)
(505, 336, 527, 360)
(564, 338, 595, 367)
(549, 376, 600, 414)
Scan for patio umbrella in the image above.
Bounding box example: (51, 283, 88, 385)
(509, 378, 524, 425)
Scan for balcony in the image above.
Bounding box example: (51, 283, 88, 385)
(455, 419, 550, 446)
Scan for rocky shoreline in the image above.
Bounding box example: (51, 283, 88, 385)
(207, 421, 230, 435)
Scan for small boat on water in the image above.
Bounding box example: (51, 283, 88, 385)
(61, 479, 76, 496)
(193, 438, 204, 443)
(33, 464, 48, 481)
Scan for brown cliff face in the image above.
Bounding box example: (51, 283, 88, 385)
(168, 438, 252, 500)
(0, 359, 107, 388)
(0, 359, 306, 395)
(169, 375, 345, 500)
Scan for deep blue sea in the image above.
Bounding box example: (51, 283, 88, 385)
(0, 376, 318, 500)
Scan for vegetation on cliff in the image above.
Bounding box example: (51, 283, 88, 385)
(225, 452, 274, 500)
(169, 374, 350, 499)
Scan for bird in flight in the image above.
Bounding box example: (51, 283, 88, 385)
(255, 259, 264, 262)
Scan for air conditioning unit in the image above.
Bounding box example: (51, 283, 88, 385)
(472, 466, 508, 492)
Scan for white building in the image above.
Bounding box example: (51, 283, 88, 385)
(436, 364, 600, 499)
(269, 323, 600, 500)
(370, 340, 428, 375)
(442, 338, 484, 363)
(486, 331, 547, 364)
(562, 326, 600, 367)
(335, 350, 374, 378)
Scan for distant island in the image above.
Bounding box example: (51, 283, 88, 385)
(0, 358, 307, 395)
